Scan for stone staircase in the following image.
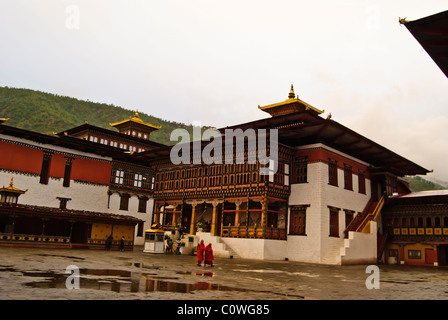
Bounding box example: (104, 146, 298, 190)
(194, 232, 239, 258)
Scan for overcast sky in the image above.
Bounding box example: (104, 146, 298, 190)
(1, 1, 447, 181)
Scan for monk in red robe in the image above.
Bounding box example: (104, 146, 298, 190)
(204, 243, 214, 267)
(197, 240, 205, 266)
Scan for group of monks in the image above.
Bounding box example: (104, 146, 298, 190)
(196, 240, 214, 267)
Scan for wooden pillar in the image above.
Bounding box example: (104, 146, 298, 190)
(261, 194, 267, 238)
(234, 199, 243, 226)
(235, 202, 240, 226)
(171, 211, 176, 226)
(41, 218, 47, 237)
(399, 244, 405, 264)
(189, 200, 198, 235)
(211, 201, 218, 236)
(152, 201, 158, 225)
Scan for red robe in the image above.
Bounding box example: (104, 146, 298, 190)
(204, 244, 214, 265)
(197, 243, 205, 264)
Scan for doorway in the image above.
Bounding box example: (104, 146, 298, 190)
(181, 204, 192, 232)
(437, 245, 448, 266)
(70, 222, 90, 244)
(425, 248, 437, 265)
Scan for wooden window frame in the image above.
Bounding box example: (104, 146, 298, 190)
(63, 157, 74, 187)
(119, 193, 130, 211)
(408, 250, 422, 260)
(358, 169, 366, 194)
(39, 152, 53, 185)
(138, 196, 148, 213)
(344, 164, 353, 191)
(328, 159, 338, 187)
(289, 205, 308, 235)
(329, 206, 340, 237)
(293, 157, 308, 184)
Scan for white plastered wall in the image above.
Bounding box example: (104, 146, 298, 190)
(0, 134, 154, 246)
(107, 192, 154, 246)
(287, 144, 372, 265)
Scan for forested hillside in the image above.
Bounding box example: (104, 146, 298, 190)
(404, 176, 447, 192)
(0, 86, 197, 145)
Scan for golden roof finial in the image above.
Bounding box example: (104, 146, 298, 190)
(135, 110, 139, 118)
(0, 177, 27, 195)
(288, 84, 295, 99)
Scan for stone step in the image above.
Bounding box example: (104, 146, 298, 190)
(195, 232, 233, 258)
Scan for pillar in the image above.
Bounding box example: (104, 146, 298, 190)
(232, 199, 244, 226)
(172, 211, 176, 226)
(211, 201, 218, 236)
(189, 201, 198, 235)
(261, 195, 267, 238)
(41, 218, 49, 238)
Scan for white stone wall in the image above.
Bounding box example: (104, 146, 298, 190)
(287, 161, 324, 263)
(0, 135, 154, 246)
(0, 173, 108, 211)
(341, 221, 377, 265)
(107, 192, 154, 245)
(0, 171, 154, 245)
(222, 237, 287, 260)
(287, 144, 372, 265)
(320, 163, 372, 264)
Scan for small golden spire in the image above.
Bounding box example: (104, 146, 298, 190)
(288, 84, 295, 99)
(135, 110, 139, 118)
(9, 177, 14, 187)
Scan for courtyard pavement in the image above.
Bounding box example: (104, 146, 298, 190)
(0, 246, 448, 300)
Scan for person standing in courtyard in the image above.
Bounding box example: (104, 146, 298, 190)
(120, 236, 125, 251)
(197, 240, 205, 266)
(204, 243, 214, 267)
(106, 234, 113, 251)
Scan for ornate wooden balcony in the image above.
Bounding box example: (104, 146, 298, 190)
(221, 226, 286, 240)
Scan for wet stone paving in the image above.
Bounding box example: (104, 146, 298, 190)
(0, 247, 448, 300)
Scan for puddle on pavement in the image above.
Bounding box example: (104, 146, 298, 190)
(0, 265, 303, 298)
(36, 254, 86, 261)
(128, 262, 164, 270)
(13, 267, 252, 295)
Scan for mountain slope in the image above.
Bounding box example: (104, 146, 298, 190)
(0, 86, 196, 145)
(404, 176, 446, 192)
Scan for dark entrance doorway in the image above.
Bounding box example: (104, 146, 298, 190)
(216, 204, 223, 236)
(437, 245, 448, 266)
(70, 222, 90, 244)
(181, 204, 192, 232)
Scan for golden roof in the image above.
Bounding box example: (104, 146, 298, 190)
(0, 177, 27, 194)
(0, 118, 10, 124)
(144, 223, 165, 233)
(258, 85, 324, 116)
(109, 111, 162, 130)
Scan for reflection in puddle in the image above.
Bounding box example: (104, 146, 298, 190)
(196, 272, 214, 277)
(11, 266, 304, 298)
(36, 254, 85, 261)
(19, 267, 244, 295)
(144, 279, 243, 293)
